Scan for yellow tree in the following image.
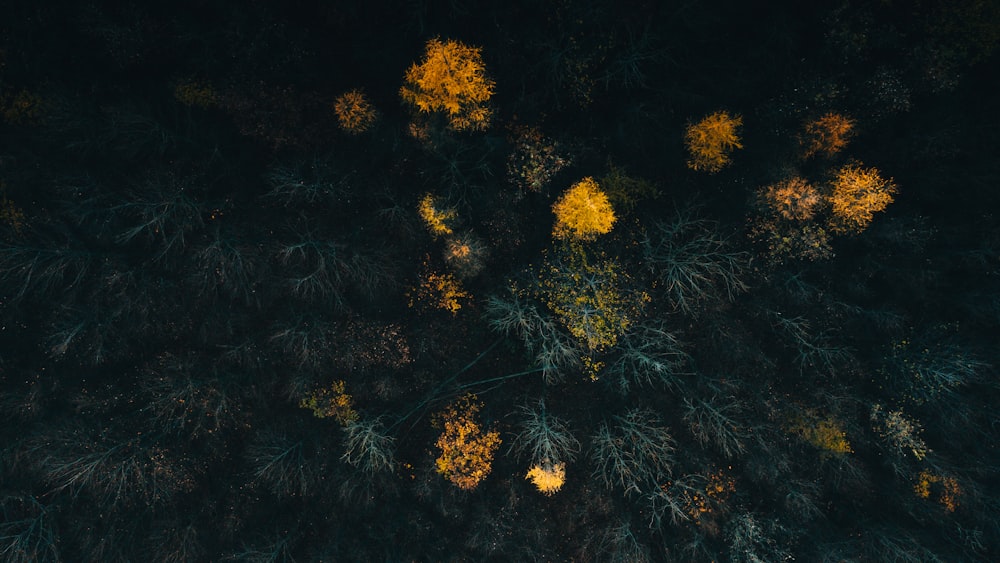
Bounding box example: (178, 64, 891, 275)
(552, 177, 616, 240)
(433, 394, 502, 490)
(827, 163, 897, 233)
(400, 38, 495, 131)
(685, 111, 743, 173)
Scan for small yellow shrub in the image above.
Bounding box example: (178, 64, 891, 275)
(526, 461, 566, 495)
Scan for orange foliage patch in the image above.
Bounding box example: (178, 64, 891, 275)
(400, 38, 495, 131)
(333, 89, 378, 134)
(801, 112, 855, 159)
(434, 394, 502, 490)
(685, 111, 743, 173)
(828, 164, 897, 233)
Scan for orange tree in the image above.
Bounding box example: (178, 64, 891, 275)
(432, 394, 502, 490)
(827, 163, 897, 233)
(684, 110, 743, 173)
(400, 38, 495, 131)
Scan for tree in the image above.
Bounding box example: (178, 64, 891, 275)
(512, 399, 580, 495)
(400, 38, 495, 131)
(432, 394, 501, 490)
(551, 177, 616, 240)
(827, 163, 897, 233)
(684, 111, 743, 172)
(333, 89, 377, 134)
(800, 112, 855, 159)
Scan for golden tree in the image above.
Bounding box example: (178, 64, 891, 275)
(333, 89, 378, 134)
(828, 164, 897, 233)
(526, 462, 566, 495)
(684, 111, 743, 173)
(400, 38, 495, 131)
(800, 112, 855, 159)
(433, 394, 502, 490)
(552, 177, 616, 240)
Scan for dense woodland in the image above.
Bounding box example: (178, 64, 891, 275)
(1, 0, 999, 561)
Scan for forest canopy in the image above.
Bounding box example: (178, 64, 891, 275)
(0, 0, 998, 561)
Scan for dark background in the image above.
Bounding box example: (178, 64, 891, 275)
(1, 0, 998, 560)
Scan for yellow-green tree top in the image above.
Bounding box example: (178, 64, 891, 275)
(400, 38, 495, 131)
(685, 111, 743, 173)
(552, 177, 616, 240)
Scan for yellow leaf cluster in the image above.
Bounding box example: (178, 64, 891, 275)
(685, 111, 743, 173)
(914, 469, 961, 512)
(525, 461, 566, 495)
(400, 38, 495, 131)
(298, 380, 359, 426)
(433, 394, 502, 490)
(541, 245, 647, 353)
(828, 164, 897, 233)
(409, 271, 469, 315)
(788, 411, 853, 456)
(418, 193, 457, 237)
(333, 89, 378, 134)
(552, 177, 616, 240)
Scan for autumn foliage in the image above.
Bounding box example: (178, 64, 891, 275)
(433, 394, 502, 490)
(333, 89, 378, 134)
(828, 164, 897, 233)
(400, 38, 495, 131)
(800, 112, 855, 159)
(552, 177, 616, 240)
(684, 111, 743, 172)
(526, 461, 566, 495)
